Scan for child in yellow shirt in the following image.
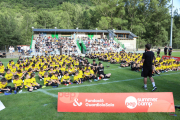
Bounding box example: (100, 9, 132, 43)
(5, 69, 14, 83)
(24, 73, 36, 92)
(90, 66, 97, 81)
(30, 73, 42, 89)
(11, 65, 17, 75)
(43, 72, 53, 87)
(84, 69, 91, 82)
(61, 71, 71, 86)
(0, 78, 12, 94)
(51, 72, 61, 87)
(38, 67, 45, 81)
(12, 75, 23, 94)
(0, 63, 5, 77)
(73, 71, 81, 84)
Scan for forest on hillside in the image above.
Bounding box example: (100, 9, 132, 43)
(0, 0, 180, 49)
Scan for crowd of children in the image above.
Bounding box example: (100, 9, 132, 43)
(0, 55, 111, 95)
(86, 52, 180, 75)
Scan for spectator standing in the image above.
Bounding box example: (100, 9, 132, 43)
(17, 46, 21, 55)
(21, 46, 24, 55)
(9, 46, 13, 56)
(164, 46, 168, 55)
(12, 46, 14, 56)
(157, 47, 160, 56)
(168, 46, 173, 56)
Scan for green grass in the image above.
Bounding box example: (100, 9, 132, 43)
(0, 54, 180, 120)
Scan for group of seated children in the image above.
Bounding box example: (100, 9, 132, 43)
(86, 52, 180, 74)
(0, 55, 111, 94)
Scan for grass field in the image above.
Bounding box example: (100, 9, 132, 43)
(0, 52, 180, 120)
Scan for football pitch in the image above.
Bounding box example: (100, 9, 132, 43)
(0, 52, 180, 120)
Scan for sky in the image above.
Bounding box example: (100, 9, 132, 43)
(169, 0, 180, 14)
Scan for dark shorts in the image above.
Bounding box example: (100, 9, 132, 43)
(142, 68, 152, 77)
(99, 73, 106, 77)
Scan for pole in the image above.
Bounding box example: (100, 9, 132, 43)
(55, 27, 57, 39)
(96, 30, 97, 39)
(96, 28, 97, 39)
(170, 0, 173, 47)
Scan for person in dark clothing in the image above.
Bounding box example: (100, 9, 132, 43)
(157, 47, 160, 56)
(142, 44, 157, 91)
(164, 46, 168, 55)
(97, 63, 111, 79)
(168, 46, 173, 56)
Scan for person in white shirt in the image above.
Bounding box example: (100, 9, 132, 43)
(9, 46, 13, 56)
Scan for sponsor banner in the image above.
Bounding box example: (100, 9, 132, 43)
(162, 55, 180, 61)
(57, 92, 175, 113)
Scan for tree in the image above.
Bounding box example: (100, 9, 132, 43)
(0, 13, 21, 50)
(36, 11, 57, 28)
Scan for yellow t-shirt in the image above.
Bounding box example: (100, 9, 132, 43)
(173, 64, 177, 67)
(7, 64, 12, 69)
(0, 65, 5, 70)
(61, 75, 70, 82)
(116, 58, 120, 62)
(5, 73, 13, 80)
(13, 79, 23, 86)
(162, 66, 167, 69)
(17, 73, 23, 78)
(73, 75, 80, 82)
(156, 67, 160, 70)
(39, 71, 45, 76)
(84, 72, 90, 76)
(43, 66, 48, 70)
(44, 77, 51, 85)
(48, 70, 55, 75)
(0, 68, 4, 73)
(74, 62, 79, 66)
(51, 75, 58, 80)
(31, 78, 38, 86)
(79, 70, 83, 78)
(24, 79, 32, 88)
(0, 82, 7, 89)
(59, 62, 63, 66)
(90, 70, 94, 75)
(15, 64, 20, 68)
(61, 67, 66, 72)
(25, 67, 30, 71)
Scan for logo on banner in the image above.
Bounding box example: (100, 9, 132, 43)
(73, 98, 82, 106)
(125, 96, 158, 109)
(59, 93, 79, 103)
(125, 96, 137, 109)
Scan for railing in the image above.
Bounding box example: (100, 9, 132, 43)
(76, 40, 81, 51)
(81, 40, 87, 52)
(30, 35, 33, 49)
(114, 38, 124, 49)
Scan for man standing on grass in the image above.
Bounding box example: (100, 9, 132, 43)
(142, 44, 157, 91)
(168, 46, 173, 56)
(164, 46, 168, 55)
(157, 47, 160, 56)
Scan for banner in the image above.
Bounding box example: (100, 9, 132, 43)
(57, 92, 175, 113)
(162, 55, 180, 61)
